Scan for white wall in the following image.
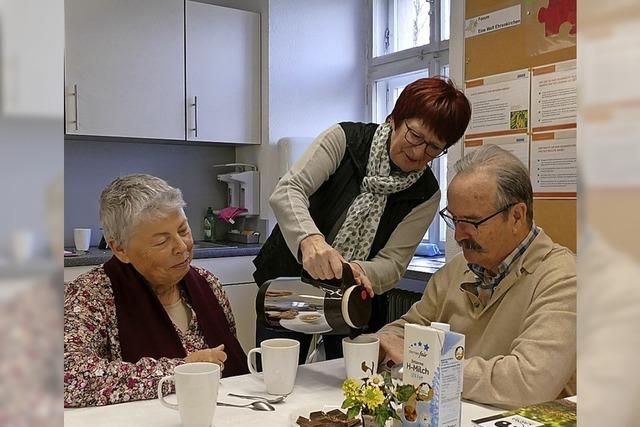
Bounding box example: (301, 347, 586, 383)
(237, 0, 367, 231)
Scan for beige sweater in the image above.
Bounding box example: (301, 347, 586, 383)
(269, 124, 441, 294)
(379, 228, 576, 409)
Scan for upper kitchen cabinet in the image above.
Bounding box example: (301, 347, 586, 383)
(186, 2, 260, 144)
(64, 0, 185, 139)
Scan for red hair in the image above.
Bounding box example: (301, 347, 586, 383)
(389, 76, 471, 148)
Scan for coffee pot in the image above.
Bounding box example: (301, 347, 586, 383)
(255, 263, 372, 336)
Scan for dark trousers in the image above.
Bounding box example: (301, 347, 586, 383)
(255, 321, 345, 366)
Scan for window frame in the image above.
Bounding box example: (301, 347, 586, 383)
(365, 0, 450, 253)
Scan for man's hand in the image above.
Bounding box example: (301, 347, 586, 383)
(376, 333, 404, 365)
(300, 235, 346, 280)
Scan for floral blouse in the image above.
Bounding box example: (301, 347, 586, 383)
(64, 265, 236, 407)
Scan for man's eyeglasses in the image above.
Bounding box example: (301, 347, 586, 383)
(439, 203, 517, 231)
(404, 122, 448, 158)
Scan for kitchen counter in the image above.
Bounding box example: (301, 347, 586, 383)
(64, 242, 262, 267)
(404, 254, 445, 282)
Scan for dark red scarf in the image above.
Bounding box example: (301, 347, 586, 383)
(104, 256, 248, 377)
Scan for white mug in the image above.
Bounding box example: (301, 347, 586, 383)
(247, 338, 300, 395)
(73, 228, 91, 252)
(342, 335, 380, 380)
(158, 362, 220, 427)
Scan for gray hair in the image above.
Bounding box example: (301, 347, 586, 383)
(99, 174, 186, 247)
(453, 145, 533, 226)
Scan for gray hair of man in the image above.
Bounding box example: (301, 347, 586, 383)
(453, 145, 534, 227)
(100, 174, 186, 247)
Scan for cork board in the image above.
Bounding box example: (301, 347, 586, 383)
(465, 0, 577, 252)
(533, 199, 576, 252)
(465, 0, 576, 81)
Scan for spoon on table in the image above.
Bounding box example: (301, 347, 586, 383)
(217, 401, 276, 411)
(227, 393, 289, 404)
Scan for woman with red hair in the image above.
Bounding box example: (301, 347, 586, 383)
(254, 77, 471, 361)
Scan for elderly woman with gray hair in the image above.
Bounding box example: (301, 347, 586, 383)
(64, 174, 248, 408)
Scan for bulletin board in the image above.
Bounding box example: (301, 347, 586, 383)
(464, 0, 577, 252)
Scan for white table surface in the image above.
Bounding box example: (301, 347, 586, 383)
(64, 358, 502, 427)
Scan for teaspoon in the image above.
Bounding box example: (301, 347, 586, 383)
(217, 401, 275, 411)
(227, 393, 288, 404)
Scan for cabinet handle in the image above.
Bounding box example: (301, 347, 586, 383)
(70, 84, 79, 130)
(191, 96, 198, 138)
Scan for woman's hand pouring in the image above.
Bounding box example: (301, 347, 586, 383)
(300, 235, 374, 297)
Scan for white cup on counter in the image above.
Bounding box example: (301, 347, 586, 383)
(73, 228, 91, 252)
(247, 338, 300, 395)
(158, 362, 221, 427)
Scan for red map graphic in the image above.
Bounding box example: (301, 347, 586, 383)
(538, 0, 577, 36)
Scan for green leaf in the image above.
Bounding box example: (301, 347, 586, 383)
(382, 371, 392, 386)
(346, 406, 360, 420)
(342, 397, 358, 408)
(395, 385, 417, 402)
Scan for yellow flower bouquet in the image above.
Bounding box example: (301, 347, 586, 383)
(341, 370, 416, 427)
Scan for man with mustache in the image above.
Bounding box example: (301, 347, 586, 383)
(375, 145, 576, 409)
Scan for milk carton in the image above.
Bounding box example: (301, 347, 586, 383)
(401, 322, 465, 427)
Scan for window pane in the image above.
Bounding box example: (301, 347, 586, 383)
(440, 0, 450, 41)
(440, 64, 450, 77)
(396, 0, 431, 51)
(373, 70, 429, 123)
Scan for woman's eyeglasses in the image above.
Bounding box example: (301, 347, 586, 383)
(404, 122, 448, 158)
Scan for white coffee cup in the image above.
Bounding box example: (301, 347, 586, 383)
(73, 228, 91, 252)
(342, 335, 380, 380)
(158, 362, 220, 427)
(247, 338, 300, 395)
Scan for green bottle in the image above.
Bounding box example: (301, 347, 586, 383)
(203, 207, 215, 241)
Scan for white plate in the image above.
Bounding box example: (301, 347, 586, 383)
(288, 404, 344, 427)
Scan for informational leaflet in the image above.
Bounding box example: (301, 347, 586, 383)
(464, 134, 530, 169)
(465, 70, 530, 139)
(464, 4, 521, 38)
(531, 60, 577, 132)
(530, 130, 577, 198)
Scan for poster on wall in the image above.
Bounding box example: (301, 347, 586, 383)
(464, 134, 530, 169)
(530, 129, 576, 198)
(464, 4, 521, 38)
(531, 60, 577, 132)
(465, 70, 530, 140)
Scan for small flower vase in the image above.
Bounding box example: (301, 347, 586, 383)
(361, 413, 383, 427)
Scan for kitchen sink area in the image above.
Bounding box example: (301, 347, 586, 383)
(192, 241, 238, 249)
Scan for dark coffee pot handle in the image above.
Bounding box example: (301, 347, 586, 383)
(300, 262, 356, 290)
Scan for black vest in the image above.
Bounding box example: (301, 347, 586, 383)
(253, 122, 439, 331)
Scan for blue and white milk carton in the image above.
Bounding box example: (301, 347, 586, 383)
(402, 322, 465, 427)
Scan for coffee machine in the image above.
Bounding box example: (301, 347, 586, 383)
(215, 163, 259, 216)
(255, 264, 372, 336)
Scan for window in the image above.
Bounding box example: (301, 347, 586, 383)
(367, 0, 451, 253)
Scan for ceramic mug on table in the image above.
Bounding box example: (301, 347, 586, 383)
(73, 228, 91, 252)
(342, 335, 380, 380)
(247, 338, 300, 395)
(158, 362, 221, 427)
